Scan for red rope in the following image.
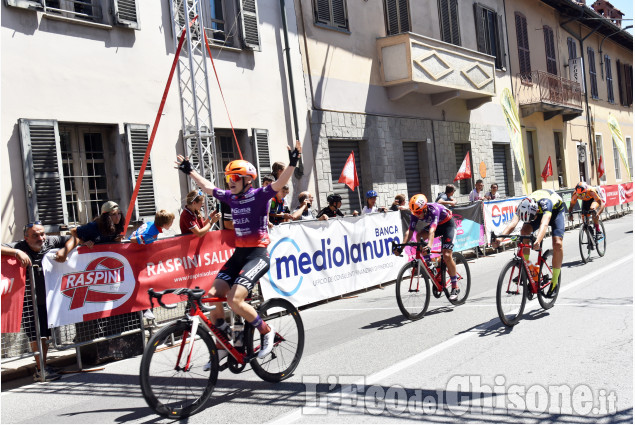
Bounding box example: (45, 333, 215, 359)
(203, 31, 243, 160)
(122, 17, 198, 234)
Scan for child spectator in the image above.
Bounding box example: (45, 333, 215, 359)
(484, 183, 500, 200)
(130, 210, 175, 245)
(180, 190, 220, 236)
(269, 185, 292, 225)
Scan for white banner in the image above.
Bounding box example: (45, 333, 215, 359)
(43, 250, 137, 328)
(568, 57, 585, 93)
(483, 197, 525, 241)
(261, 212, 407, 307)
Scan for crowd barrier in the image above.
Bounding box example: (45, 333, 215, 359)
(1, 183, 632, 369)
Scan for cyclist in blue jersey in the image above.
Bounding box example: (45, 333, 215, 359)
(393, 194, 460, 300)
(175, 140, 301, 359)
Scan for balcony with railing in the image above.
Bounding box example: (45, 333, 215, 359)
(515, 70, 583, 121)
(377, 33, 496, 110)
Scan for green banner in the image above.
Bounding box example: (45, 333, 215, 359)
(501, 88, 529, 194)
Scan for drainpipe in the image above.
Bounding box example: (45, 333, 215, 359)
(280, 0, 304, 178)
(599, 25, 633, 80)
(560, 12, 604, 184)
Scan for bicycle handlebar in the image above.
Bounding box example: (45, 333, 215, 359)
(490, 231, 537, 244)
(148, 287, 215, 312)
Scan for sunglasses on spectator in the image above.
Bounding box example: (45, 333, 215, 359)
(225, 174, 243, 183)
(24, 221, 42, 232)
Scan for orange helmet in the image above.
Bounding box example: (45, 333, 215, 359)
(409, 194, 428, 215)
(225, 160, 257, 179)
(575, 181, 588, 195)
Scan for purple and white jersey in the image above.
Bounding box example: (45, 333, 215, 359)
(408, 202, 453, 232)
(212, 185, 276, 247)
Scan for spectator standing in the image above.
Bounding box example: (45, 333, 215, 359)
(269, 185, 292, 225)
(390, 194, 408, 211)
(469, 180, 485, 203)
(55, 201, 126, 262)
(1, 222, 70, 381)
(179, 190, 220, 236)
(316, 194, 345, 220)
(435, 184, 458, 208)
(271, 162, 286, 180)
(484, 183, 500, 200)
(292, 191, 320, 220)
(262, 174, 274, 187)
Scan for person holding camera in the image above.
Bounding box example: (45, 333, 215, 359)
(292, 191, 319, 220)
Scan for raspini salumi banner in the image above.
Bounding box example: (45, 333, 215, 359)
(260, 212, 408, 308)
(42, 231, 236, 328)
(1, 256, 27, 333)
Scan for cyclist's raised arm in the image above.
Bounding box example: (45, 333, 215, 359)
(271, 140, 302, 192)
(175, 155, 217, 194)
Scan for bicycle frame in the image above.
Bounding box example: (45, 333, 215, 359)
(510, 242, 552, 294)
(407, 247, 452, 292)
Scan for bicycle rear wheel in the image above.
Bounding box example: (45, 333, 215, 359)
(140, 321, 219, 419)
(578, 225, 593, 263)
(537, 250, 559, 310)
(246, 298, 304, 383)
(596, 220, 606, 257)
(395, 261, 430, 320)
(442, 252, 471, 306)
(496, 259, 526, 327)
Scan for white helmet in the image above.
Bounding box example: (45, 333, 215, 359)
(516, 198, 538, 222)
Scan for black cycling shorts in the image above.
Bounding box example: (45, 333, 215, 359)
(216, 247, 270, 292)
(418, 218, 456, 251)
(581, 198, 600, 212)
(530, 207, 565, 238)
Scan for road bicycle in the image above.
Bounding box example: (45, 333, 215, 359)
(577, 209, 606, 263)
(392, 242, 471, 320)
(494, 233, 560, 327)
(139, 287, 304, 419)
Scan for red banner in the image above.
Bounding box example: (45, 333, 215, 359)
(43, 231, 236, 327)
(1, 256, 27, 333)
(597, 183, 633, 207)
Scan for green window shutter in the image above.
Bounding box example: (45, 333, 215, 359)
(112, 0, 140, 29)
(18, 119, 68, 230)
(239, 0, 260, 50)
(252, 129, 271, 186)
(125, 123, 156, 220)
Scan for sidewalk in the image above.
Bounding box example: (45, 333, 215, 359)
(1, 348, 77, 384)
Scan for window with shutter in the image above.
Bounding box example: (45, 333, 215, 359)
(385, 0, 410, 35)
(626, 64, 633, 106)
(439, 0, 460, 46)
(126, 124, 156, 220)
(567, 37, 577, 61)
(588, 48, 599, 99)
(474, 4, 505, 70)
(252, 129, 271, 186)
(112, 0, 139, 29)
(402, 142, 423, 199)
(543, 26, 557, 75)
(605, 55, 614, 103)
(313, 0, 348, 31)
(515, 12, 531, 78)
(616, 59, 625, 106)
(18, 119, 68, 230)
(239, 0, 260, 50)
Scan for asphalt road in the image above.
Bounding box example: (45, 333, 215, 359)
(1, 214, 632, 424)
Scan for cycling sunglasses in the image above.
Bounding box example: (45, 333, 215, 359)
(23, 221, 42, 232)
(225, 174, 243, 184)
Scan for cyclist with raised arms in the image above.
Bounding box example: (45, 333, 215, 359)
(175, 140, 301, 359)
(492, 189, 564, 295)
(568, 181, 605, 239)
(393, 194, 460, 301)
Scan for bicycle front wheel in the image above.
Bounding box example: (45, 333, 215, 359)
(578, 225, 593, 263)
(596, 220, 607, 257)
(246, 298, 304, 383)
(140, 321, 219, 419)
(496, 260, 526, 327)
(442, 252, 472, 306)
(537, 250, 559, 310)
(395, 261, 430, 320)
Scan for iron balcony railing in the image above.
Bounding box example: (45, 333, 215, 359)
(516, 70, 582, 110)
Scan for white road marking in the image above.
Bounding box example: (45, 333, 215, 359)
(269, 253, 633, 424)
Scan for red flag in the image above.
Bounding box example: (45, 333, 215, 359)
(598, 155, 605, 179)
(338, 151, 359, 191)
(453, 151, 472, 182)
(541, 156, 553, 182)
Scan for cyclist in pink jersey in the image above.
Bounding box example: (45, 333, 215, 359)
(175, 140, 301, 359)
(393, 194, 460, 300)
